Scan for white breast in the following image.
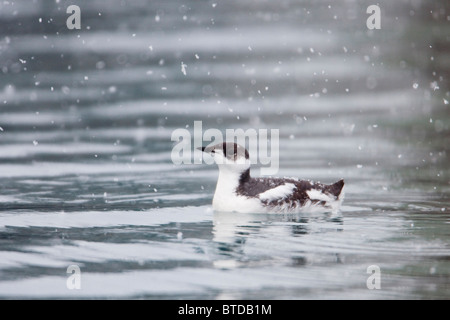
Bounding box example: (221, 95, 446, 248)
(212, 171, 264, 213)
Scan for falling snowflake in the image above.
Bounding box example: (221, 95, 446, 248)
(181, 61, 187, 76)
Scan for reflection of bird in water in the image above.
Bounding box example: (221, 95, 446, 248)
(199, 142, 344, 213)
(211, 211, 344, 269)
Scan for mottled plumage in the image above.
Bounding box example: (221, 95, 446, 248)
(199, 142, 344, 213)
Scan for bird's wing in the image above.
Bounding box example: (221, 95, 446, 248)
(258, 183, 297, 202)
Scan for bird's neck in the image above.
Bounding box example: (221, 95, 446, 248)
(239, 168, 251, 184)
(215, 168, 251, 196)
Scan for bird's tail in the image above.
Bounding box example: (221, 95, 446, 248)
(326, 179, 345, 199)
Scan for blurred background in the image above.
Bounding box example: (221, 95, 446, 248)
(0, 0, 448, 299)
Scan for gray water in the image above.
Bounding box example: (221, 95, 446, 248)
(0, 0, 449, 299)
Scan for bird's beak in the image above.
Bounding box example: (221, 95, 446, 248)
(197, 147, 206, 152)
